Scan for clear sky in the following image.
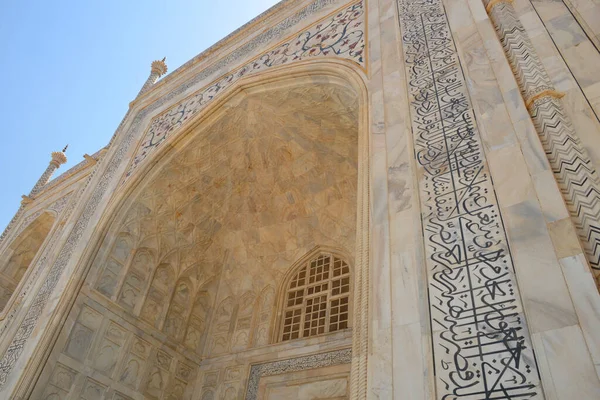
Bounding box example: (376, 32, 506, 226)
(0, 0, 280, 231)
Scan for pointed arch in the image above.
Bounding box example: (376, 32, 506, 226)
(140, 263, 175, 328)
(94, 232, 134, 299)
(253, 285, 276, 347)
(117, 248, 156, 312)
(163, 278, 193, 340)
(0, 211, 56, 312)
(17, 61, 370, 399)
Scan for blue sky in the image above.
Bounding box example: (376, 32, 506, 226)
(0, 0, 280, 231)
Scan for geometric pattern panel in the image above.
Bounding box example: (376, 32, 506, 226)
(397, 0, 543, 397)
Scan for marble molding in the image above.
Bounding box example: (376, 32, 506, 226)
(484, 0, 600, 285)
(245, 348, 352, 400)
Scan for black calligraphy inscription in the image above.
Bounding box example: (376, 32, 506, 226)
(397, 0, 542, 398)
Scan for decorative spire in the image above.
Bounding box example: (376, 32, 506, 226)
(1, 145, 68, 245)
(151, 57, 168, 77)
(136, 58, 168, 98)
(28, 147, 69, 199)
(50, 146, 68, 168)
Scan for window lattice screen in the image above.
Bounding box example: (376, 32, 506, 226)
(281, 253, 350, 341)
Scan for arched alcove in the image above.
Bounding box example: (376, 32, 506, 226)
(92, 75, 360, 353)
(0, 211, 55, 311)
(32, 65, 369, 400)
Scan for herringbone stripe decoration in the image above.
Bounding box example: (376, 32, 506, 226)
(532, 97, 600, 269)
(486, 1, 600, 282)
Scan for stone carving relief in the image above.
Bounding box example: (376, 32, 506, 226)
(198, 365, 246, 400)
(79, 378, 107, 400)
(41, 362, 78, 399)
(245, 348, 351, 400)
(207, 297, 235, 356)
(89, 84, 357, 361)
(397, 0, 542, 397)
(184, 291, 211, 351)
(95, 234, 133, 299)
(117, 249, 155, 312)
(484, 0, 600, 284)
(164, 280, 192, 340)
(231, 291, 255, 352)
(253, 286, 276, 347)
(0, 0, 364, 386)
(141, 264, 175, 328)
(119, 336, 152, 390)
(38, 302, 196, 400)
(0, 211, 56, 312)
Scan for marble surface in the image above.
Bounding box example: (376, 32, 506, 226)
(1, 0, 599, 398)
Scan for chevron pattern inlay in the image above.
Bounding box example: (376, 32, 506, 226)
(486, 1, 600, 283)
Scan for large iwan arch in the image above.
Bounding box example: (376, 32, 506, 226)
(2, 0, 600, 398)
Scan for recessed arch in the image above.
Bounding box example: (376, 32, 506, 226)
(0, 210, 56, 313)
(35, 60, 370, 399)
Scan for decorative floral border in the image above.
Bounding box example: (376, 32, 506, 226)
(122, 1, 366, 186)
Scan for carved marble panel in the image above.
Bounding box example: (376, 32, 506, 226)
(41, 363, 78, 400)
(79, 378, 107, 400)
(92, 321, 127, 377)
(118, 335, 151, 390)
(245, 348, 351, 400)
(253, 286, 275, 347)
(63, 305, 102, 362)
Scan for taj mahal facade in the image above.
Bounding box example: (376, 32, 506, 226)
(1, 0, 600, 398)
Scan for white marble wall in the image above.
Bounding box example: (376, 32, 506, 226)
(1, 0, 600, 399)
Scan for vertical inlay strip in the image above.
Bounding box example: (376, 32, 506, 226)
(397, 0, 543, 397)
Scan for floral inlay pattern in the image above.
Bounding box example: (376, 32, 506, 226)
(122, 1, 365, 185)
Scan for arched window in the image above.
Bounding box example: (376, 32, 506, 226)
(279, 251, 351, 342)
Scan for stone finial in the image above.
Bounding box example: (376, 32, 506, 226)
(27, 146, 69, 197)
(136, 57, 169, 98)
(50, 149, 68, 168)
(151, 57, 168, 77)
